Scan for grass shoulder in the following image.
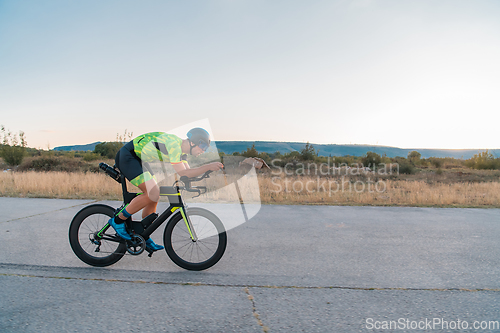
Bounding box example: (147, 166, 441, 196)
(1, 155, 500, 208)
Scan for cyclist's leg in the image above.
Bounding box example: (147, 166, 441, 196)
(142, 201, 158, 218)
(121, 179, 159, 216)
(113, 145, 162, 249)
(141, 161, 158, 218)
(132, 178, 163, 251)
(109, 144, 150, 240)
(124, 179, 163, 251)
(111, 181, 162, 248)
(122, 161, 159, 218)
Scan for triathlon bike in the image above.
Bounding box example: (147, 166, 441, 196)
(69, 163, 227, 271)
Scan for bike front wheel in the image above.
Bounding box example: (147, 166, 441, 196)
(164, 207, 227, 271)
(69, 204, 126, 267)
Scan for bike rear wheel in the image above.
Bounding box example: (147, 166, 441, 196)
(69, 204, 126, 267)
(164, 208, 227, 271)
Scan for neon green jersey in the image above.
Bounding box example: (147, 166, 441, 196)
(132, 132, 185, 164)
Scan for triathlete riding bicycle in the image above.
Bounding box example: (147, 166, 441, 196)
(108, 128, 224, 252)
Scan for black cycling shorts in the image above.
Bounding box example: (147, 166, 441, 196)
(115, 141, 155, 186)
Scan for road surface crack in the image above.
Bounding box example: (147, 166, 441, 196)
(245, 287, 270, 333)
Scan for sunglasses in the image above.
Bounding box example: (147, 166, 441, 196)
(197, 141, 209, 151)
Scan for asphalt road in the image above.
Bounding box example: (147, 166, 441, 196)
(1, 197, 499, 332)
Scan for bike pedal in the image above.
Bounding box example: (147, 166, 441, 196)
(146, 248, 154, 257)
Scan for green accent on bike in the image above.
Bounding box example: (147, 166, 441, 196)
(97, 223, 109, 238)
(161, 193, 181, 196)
(179, 207, 194, 240)
(171, 207, 179, 213)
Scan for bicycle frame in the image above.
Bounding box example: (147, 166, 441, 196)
(96, 173, 198, 244)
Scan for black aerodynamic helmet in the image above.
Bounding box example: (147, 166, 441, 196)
(187, 127, 210, 151)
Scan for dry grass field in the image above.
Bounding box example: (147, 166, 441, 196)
(0, 171, 122, 200)
(260, 174, 500, 207)
(1, 168, 499, 208)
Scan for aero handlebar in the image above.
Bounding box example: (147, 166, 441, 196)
(176, 170, 214, 197)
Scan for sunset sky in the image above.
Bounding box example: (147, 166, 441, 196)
(1, 0, 499, 149)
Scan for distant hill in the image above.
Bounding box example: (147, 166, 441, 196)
(215, 141, 499, 159)
(53, 141, 499, 159)
(53, 142, 102, 152)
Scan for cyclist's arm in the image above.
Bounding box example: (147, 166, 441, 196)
(172, 162, 223, 178)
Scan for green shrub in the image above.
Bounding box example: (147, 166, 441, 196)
(361, 152, 382, 170)
(390, 157, 415, 174)
(20, 157, 61, 171)
(18, 156, 99, 172)
(407, 151, 421, 165)
(241, 144, 259, 158)
(398, 160, 415, 174)
(300, 142, 318, 161)
(429, 158, 442, 169)
(94, 142, 123, 159)
(331, 155, 357, 167)
(83, 152, 101, 161)
(1, 145, 26, 166)
(0, 126, 27, 166)
(465, 151, 499, 170)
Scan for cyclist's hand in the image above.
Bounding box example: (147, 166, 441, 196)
(207, 162, 224, 171)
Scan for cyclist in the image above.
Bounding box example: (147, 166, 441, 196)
(108, 128, 224, 252)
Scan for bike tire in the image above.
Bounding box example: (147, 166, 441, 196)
(164, 207, 227, 271)
(69, 204, 126, 267)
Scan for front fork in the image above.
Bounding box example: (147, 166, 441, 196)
(175, 207, 198, 242)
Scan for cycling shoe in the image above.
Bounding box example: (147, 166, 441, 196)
(146, 238, 164, 251)
(108, 217, 132, 240)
